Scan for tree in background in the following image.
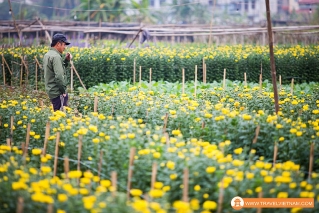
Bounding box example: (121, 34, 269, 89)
(310, 5, 319, 25)
(124, 0, 159, 24)
(73, 0, 125, 23)
(169, 0, 211, 24)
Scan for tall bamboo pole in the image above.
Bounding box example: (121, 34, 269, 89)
(265, 0, 279, 114)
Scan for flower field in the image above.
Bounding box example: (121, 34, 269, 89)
(1, 44, 319, 89)
(0, 79, 319, 213)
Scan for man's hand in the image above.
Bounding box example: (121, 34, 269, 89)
(62, 93, 67, 97)
(65, 52, 72, 61)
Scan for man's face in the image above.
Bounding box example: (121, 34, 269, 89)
(56, 42, 66, 54)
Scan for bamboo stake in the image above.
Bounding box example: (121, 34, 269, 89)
(223, 68, 226, 90)
(139, 66, 142, 86)
(291, 78, 294, 96)
(24, 123, 31, 157)
(94, 96, 98, 112)
(98, 150, 103, 178)
(10, 116, 14, 144)
(70, 61, 87, 90)
(16, 197, 24, 213)
(20, 56, 29, 85)
(217, 179, 224, 213)
(47, 203, 53, 213)
(2, 54, 13, 75)
(202, 58, 205, 83)
(252, 125, 260, 144)
(273, 142, 278, 167)
(162, 113, 168, 133)
(151, 162, 157, 190)
(204, 63, 207, 84)
(111, 171, 117, 197)
(265, 0, 280, 114)
(257, 190, 263, 213)
(53, 132, 60, 177)
(70, 66, 73, 93)
(20, 60, 23, 87)
(77, 135, 83, 171)
(6, 138, 11, 147)
(35, 62, 38, 90)
(182, 168, 189, 202)
(194, 65, 197, 98)
(259, 73, 262, 91)
(164, 132, 170, 147)
(42, 122, 50, 155)
(149, 68, 152, 89)
(244, 72, 247, 86)
(182, 68, 185, 94)
(64, 157, 69, 180)
(133, 58, 136, 84)
(279, 75, 282, 90)
(127, 147, 136, 200)
(202, 121, 205, 129)
(308, 142, 315, 180)
(2, 55, 5, 85)
(34, 56, 42, 69)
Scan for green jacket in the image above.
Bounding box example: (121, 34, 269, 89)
(43, 48, 69, 99)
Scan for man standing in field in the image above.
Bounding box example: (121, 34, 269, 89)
(43, 33, 72, 111)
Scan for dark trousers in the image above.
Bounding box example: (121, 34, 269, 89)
(51, 94, 68, 111)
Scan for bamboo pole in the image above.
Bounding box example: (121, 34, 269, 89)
(10, 116, 14, 144)
(151, 162, 157, 190)
(257, 190, 263, 213)
(162, 113, 168, 133)
(42, 122, 50, 155)
(20, 60, 23, 87)
(70, 66, 73, 93)
(35, 62, 38, 90)
(20, 56, 29, 85)
(77, 135, 83, 171)
(244, 72, 247, 86)
(252, 125, 260, 144)
(6, 138, 11, 147)
(94, 96, 98, 112)
(217, 179, 224, 213)
(202, 58, 205, 83)
(182, 168, 189, 202)
(182, 68, 185, 94)
(194, 65, 197, 98)
(64, 157, 69, 180)
(279, 75, 282, 90)
(308, 142, 315, 180)
(111, 171, 117, 197)
(204, 64, 207, 84)
(291, 78, 294, 96)
(70, 61, 87, 90)
(2, 55, 5, 85)
(223, 68, 226, 90)
(53, 132, 60, 177)
(127, 147, 136, 200)
(16, 197, 24, 213)
(273, 142, 278, 167)
(265, 0, 280, 114)
(149, 68, 152, 89)
(23, 123, 31, 157)
(2, 54, 13, 75)
(139, 66, 142, 86)
(34, 56, 42, 69)
(164, 132, 170, 147)
(259, 73, 262, 91)
(133, 58, 136, 84)
(47, 203, 53, 213)
(98, 150, 103, 178)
